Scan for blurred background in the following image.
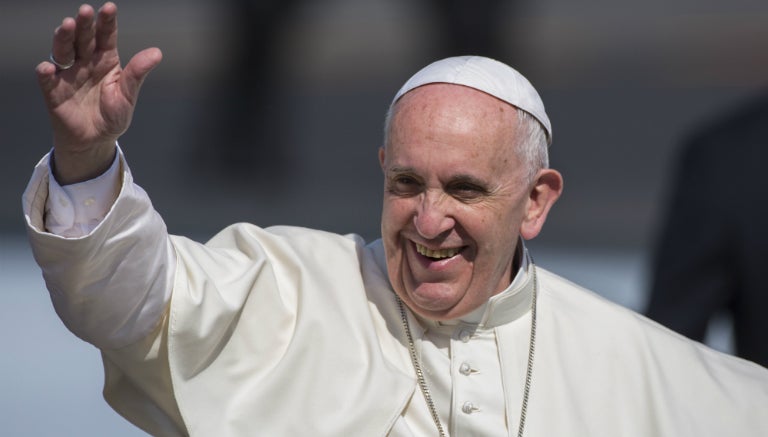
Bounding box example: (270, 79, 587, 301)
(2, 0, 767, 434)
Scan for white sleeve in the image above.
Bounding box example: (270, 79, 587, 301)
(44, 146, 121, 237)
(23, 146, 175, 349)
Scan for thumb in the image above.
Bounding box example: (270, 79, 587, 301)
(121, 47, 163, 102)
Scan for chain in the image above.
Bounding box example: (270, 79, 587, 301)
(517, 263, 537, 437)
(396, 263, 538, 437)
(398, 295, 447, 436)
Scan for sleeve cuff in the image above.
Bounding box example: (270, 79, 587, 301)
(44, 145, 122, 237)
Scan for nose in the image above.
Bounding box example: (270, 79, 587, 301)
(413, 190, 455, 239)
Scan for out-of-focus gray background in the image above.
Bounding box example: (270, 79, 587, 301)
(1, 0, 765, 435)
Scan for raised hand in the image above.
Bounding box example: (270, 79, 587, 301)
(36, 2, 162, 184)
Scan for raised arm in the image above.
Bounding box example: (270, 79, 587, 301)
(26, 6, 185, 433)
(36, 2, 162, 185)
(25, 3, 173, 350)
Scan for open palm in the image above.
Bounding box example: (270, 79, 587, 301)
(36, 2, 161, 182)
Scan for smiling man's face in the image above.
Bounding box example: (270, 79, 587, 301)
(380, 83, 539, 320)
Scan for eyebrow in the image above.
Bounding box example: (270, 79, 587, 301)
(388, 166, 415, 174)
(448, 174, 488, 186)
(387, 166, 489, 188)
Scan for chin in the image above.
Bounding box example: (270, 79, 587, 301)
(409, 289, 456, 311)
(403, 288, 471, 320)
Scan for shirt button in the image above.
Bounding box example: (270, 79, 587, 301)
(84, 197, 95, 207)
(462, 401, 477, 414)
(458, 329, 471, 342)
(459, 362, 472, 375)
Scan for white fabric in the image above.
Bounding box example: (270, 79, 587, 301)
(44, 147, 121, 237)
(411, 245, 530, 434)
(392, 56, 552, 143)
(31, 148, 530, 434)
(24, 150, 173, 349)
(24, 152, 768, 436)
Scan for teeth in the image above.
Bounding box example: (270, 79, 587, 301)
(416, 243, 460, 259)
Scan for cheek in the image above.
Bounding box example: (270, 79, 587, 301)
(465, 204, 506, 233)
(471, 206, 521, 250)
(382, 198, 414, 229)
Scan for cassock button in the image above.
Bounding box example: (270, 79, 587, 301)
(458, 329, 471, 342)
(462, 401, 478, 414)
(459, 362, 472, 375)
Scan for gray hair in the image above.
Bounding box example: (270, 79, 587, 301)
(516, 109, 550, 185)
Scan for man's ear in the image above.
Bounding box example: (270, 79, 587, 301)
(520, 169, 563, 240)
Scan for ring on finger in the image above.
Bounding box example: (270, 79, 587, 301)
(49, 53, 75, 71)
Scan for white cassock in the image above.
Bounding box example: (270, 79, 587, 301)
(24, 149, 768, 436)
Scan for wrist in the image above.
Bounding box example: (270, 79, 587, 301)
(51, 143, 117, 185)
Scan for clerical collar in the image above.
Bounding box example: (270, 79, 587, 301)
(418, 239, 535, 330)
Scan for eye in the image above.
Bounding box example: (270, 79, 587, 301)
(448, 181, 488, 201)
(387, 174, 423, 196)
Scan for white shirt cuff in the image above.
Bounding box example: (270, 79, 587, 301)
(44, 147, 121, 237)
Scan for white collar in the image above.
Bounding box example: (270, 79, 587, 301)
(419, 239, 535, 331)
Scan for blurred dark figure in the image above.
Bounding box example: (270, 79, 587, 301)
(646, 94, 768, 368)
(192, 0, 301, 182)
(195, 0, 522, 181)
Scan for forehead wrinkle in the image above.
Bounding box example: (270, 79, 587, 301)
(388, 84, 524, 182)
(402, 92, 518, 150)
(387, 165, 416, 175)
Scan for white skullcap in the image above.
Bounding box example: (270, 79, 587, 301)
(392, 56, 552, 144)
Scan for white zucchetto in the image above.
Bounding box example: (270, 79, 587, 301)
(392, 56, 552, 144)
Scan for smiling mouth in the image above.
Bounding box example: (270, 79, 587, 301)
(415, 243, 463, 260)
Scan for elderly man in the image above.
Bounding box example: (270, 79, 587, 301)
(25, 3, 768, 436)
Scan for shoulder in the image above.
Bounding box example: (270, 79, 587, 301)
(214, 223, 363, 247)
(527, 267, 768, 435)
(536, 265, 698, 344)
(535, 265, 768, 382)
(535, 266, 626, 317)
(172, 223, 365, 258)
(168, 224, 370, 289)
